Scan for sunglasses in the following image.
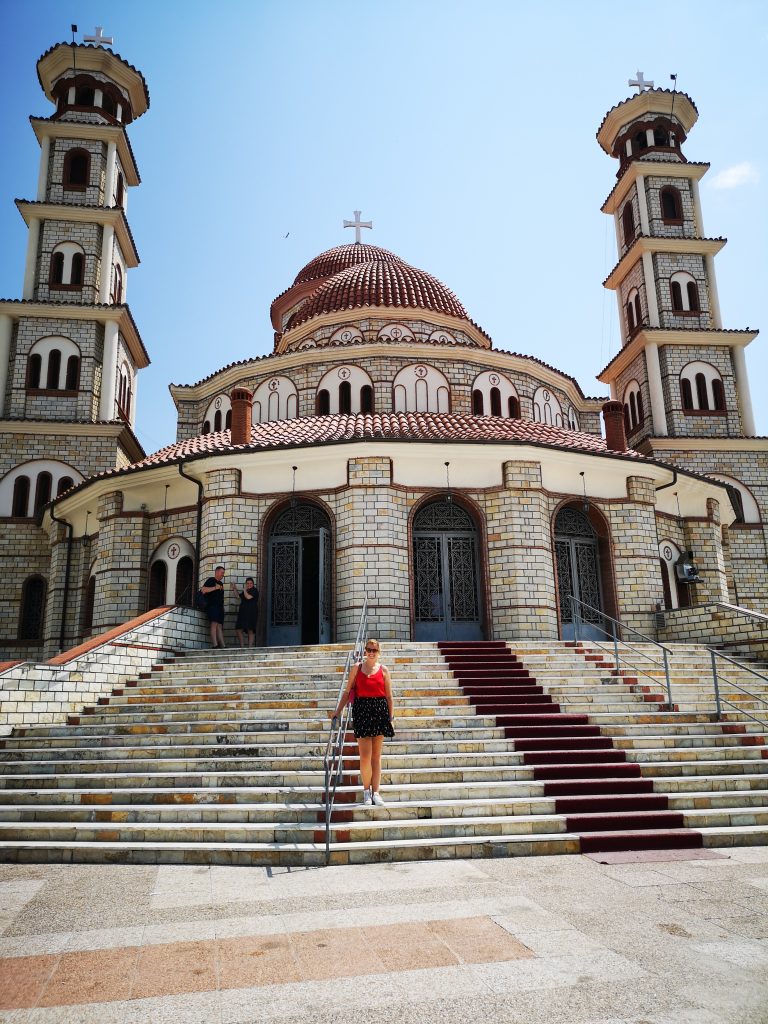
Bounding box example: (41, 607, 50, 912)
(365, 647, 379, 653)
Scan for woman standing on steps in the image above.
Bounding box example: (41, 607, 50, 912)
(330, 639, 394, 807)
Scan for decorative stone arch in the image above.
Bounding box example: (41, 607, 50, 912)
(377, 323, 415, 343)
(552, 500, 617, 640)
(626, 286, 643, 334)
(532, 386, 565, 427)
(49, 241, 85, 288)
(471, 370, 519, 418)
(408, 492, 487, 642)
(148, 537, 196, 609)
(261, 496, 335, 646)
(26, 336, 81, 391)
(680, 360, 725, 412)
(328, 324, 364, 346)
(252, 376, 298, 423)
(0, 460, 84, 518)
(708, 474, 761, 525)
(316, 364, 375, 415)
(392, 364, 450, 414)
(670, 270, 700, 313)
(427, 329, 457, 346)
(622, 379, 645, 435)
(202, 393, 232, 434)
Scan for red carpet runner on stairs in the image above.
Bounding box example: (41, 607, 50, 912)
(437, 640, 703, 853)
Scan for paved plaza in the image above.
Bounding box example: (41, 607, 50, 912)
(0, 848, 767, 1023)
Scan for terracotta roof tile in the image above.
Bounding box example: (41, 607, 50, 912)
(36, 41, 151, 110)
(293, 244, 404, 286)
(596, 88, 698, 139)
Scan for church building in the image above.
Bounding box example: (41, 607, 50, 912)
(0, 40, 765, 661)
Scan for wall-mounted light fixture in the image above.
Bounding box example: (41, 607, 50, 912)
(580, 471, 589, 514)
(162, 484, 169, 526)
(445, 461, 452, 504)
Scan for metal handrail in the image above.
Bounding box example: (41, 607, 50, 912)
(709, 647, 768, 728)
(568, 595, 674, 705)
(322, 598, 368, 864)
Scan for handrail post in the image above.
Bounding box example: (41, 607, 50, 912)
(711, 649, 722, 720)
(612, 618, 619, 671)
(572, 597, 581, 643)
(663, 648, 672, 707)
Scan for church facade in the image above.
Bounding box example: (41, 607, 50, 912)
(0, 40, 765, 661)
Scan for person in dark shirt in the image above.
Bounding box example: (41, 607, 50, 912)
(231, 576, 259, 647)
(201, 565, 226, 648)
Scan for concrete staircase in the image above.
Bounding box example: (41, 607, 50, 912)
(0, 640, 766, 865)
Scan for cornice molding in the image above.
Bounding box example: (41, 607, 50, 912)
(15, 200, 139, 267)
(30, 118, 140, 185)
(597, 328, 758, 382)
(601, 161, 709, 214)
(603, 236, 726, 291)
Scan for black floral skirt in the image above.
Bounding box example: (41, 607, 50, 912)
(352, 696, 394, 738)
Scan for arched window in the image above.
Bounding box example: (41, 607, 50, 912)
(201, 394, 231, 436)
(339, 380, 352, 415)
(117, 364, 132, 421)
(471, 371, 518, 420)
(634, 129, 648, 152)
(695, 373, 709, 410)
(622, 380, 644, 434)
(622, 203, 635, 246)
(115, 171, 124, 207)
(508, 396, 520, 419)
(712, 378, 725, 411)
(490, 387, 502, 417)
(654, 125, 669, 147)
(111, 264, 123, 304)
(532, 387, 564, 426)
(148, 560, 167, 610)
(12, 476, 30, 517)
(101, 91, 116, 117)
(671, 280, 683, 311)
(661, 186, 682, 222)
(670, 272, 700, 314)
(63, 148, 89, 188)
(225, 409, 232, 430)
(360, 385, 374, 414)
(681, 378, 694, 410)
(46, 349, 61, 390)
(70, 252, 84, 286)
(56, 476, 74, 496)
(213, 409, 222, 432)
(34, 472, 52, 514)
(316, 389, 330, 415)
(472, 390, 484, 415)
(202, 420, 211, 434)
(687, 281, 700, 312)
(81, 575, 96, 635)
(252, 376, 299, 423)
(626, 288, 642, 334)
(18, 576, 47, 641)
(50, 252, 65, 284)
(27, 353, 42, 389)
(315, 366, 373, 417)
(65, 354, 80, 391)
(75, 85, 95, 106)
(175, 556, 194, 606)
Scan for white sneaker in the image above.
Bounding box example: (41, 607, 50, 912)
(363, 789, 373, 806)
(372, 791, 386, 806)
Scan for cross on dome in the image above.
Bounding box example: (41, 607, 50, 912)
(343, 210, 372, 244)
(629, 70, 654, 93)
(84, 25, 113, 47)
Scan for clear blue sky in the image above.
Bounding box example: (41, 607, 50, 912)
(1, 0, 766, 453)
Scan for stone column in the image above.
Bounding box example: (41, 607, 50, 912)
(0, 314, 13, 417)
(682, 497, 729, 605)
(104, 141, 117, 206)
(732, 345, 756, 437)
(36, 136, 50, 201)
(705, 254, 722, 329)
(635, 175, 650, 234)
(92, 490, 149, 631)
(487, 461, 558, 640)
(22, 217, 40, 300)
(609, 475, 662, 635)
(641, 252, 660, 327)
(99, 321, 119, 421)
(98, 224, 115, 303)
(644, 341, 667, 436)
(339, 457, 407, 641)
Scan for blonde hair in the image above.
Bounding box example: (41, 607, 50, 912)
(364, 638, 380, 652)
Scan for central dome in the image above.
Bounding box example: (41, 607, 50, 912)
(293, 243, 404, 286)
(286, 259, 469, 330)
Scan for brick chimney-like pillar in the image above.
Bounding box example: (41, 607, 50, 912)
(602, 400, 628, 452)
(230, 388, 253, 445)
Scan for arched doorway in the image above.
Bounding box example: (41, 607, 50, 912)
(412, 499, 484, 641)
(554, 506, 605, 640)
(267, 502, 332, 646)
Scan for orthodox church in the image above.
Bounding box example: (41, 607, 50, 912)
(0, 39, 765, 661)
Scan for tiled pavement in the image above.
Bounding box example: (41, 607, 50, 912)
(1, 849, 767, 1023)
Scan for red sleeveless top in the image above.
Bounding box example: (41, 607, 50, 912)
(355, 664, 386, 698)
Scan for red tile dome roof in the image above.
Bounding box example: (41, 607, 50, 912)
(287, 260, 469, 330)
(293, 244, 404, 286)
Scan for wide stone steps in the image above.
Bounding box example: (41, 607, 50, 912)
(1, 638, 767, 865)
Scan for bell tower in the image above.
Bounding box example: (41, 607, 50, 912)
(0, 32, 150, 655)
(596, 77, 757, 445)
(595, 75, 767, 613)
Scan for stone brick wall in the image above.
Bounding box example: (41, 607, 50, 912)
(645, 175, 697, 239)
(652, 252, 713, 331)
(47, 137, 106, 207)
(0, 605, 209, 734)
(658, 602, 768, 662)
(659, 344, 741, 438)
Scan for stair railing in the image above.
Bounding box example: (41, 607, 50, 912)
(322, 598, 368, 865)
(568, 595, 674, 706)
(709, 648, 768, 728)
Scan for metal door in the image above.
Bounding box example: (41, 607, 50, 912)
(413, 501, 483, 641)
(267, 536, 301, 646)
(555, 507, 603, 640)
(318, 527, 332, 644)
